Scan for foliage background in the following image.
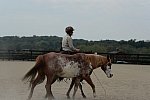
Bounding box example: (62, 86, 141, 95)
(0, 36, 150, 54)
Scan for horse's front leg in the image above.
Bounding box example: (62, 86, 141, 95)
(72, 77, 81, 99)
(84, 76, 96, 98)
(66, 78, 86, 99)
(79, 82, 86, 98)
(66, 77, 76, 99)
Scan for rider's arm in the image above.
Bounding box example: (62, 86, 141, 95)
(67, 36, 77, 51)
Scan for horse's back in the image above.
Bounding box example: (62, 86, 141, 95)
(42, 52, 91, 78)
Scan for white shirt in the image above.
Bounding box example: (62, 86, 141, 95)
(62, 34, 76, 51)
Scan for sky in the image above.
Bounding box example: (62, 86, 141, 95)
(0, 0, 150, 41)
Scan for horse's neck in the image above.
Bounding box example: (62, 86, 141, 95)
(85, 54, 98, 69)
(91, 62, 99, 69)
(86, 54, 106, 69)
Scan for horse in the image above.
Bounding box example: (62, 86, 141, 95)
(22, 52, 113, 100)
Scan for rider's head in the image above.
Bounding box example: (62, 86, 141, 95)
(65, 26, 74, 36)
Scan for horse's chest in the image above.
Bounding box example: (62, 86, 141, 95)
(59, 61, 81, 78)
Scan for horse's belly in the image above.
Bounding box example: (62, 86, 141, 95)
(58, 62, 80, 78)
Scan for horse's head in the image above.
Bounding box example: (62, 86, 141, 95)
(84, 54, 113, 78)
(100, 55, 113, 78)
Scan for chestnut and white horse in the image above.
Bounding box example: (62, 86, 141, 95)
(22, 52, 113, 100)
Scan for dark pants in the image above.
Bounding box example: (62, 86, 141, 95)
(60, 50, 77, 55)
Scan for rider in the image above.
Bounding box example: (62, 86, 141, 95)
(61, 26, 80, 54)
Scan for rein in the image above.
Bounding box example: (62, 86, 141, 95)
(93, 71, 107, 100)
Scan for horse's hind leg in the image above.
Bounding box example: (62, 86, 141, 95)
(72, 78, 81, 99)
(45, 75, 58, 98)
(28, 73, 43, 100)
(45, 73, 55, 100)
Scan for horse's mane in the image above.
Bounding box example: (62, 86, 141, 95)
(84, 54, 107, 69)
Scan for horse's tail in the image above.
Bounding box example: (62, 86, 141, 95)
(22, 55, 45, 86)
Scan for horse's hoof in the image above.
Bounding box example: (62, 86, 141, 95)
(83, 96, 86, 98)
(66, 94, 70, 99)
(82, 95, 86, 98)
(48, 96, 55, 100)
(52, 96, 55, 99)
(45, 94, 48, 98)
(27, 96, 31, 100)
(72, 97, 75, 100)
(27, 98, 31, 100)
(67, 96, 70, 99)
(93, 93, 96, 98)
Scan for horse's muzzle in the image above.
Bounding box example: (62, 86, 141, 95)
(109, 74, 113, 78)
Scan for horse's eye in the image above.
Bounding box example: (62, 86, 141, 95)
(107, 63, 111, 66)
(101, 66, 106, 71)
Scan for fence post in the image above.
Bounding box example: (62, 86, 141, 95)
(30, 50, 33, 61)
(137, 54, 139, 64)
(8, 50, 10, 61)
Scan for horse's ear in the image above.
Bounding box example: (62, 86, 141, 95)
(107, 55, 110, 62)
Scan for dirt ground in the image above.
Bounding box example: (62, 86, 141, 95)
(0, 61, 150, 100)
